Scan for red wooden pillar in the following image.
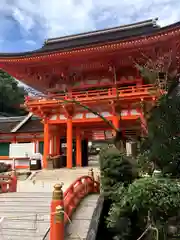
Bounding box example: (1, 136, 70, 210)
(67, 118, 73, 168)
(12, 136, 16, 143)
(49, 137, 52, 155)
(43, 120, 50, 168)
(56, 136, 60, 155)
(34, 140, 39, 153)
(76, 128, 82, 167)
(51, 136, 56, 156)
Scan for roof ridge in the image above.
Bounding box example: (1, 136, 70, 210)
(45, 18, 158, 45)
(0, 116, 25, 119)
(0, 117, 26, 123)
(11, 113, 33, 133)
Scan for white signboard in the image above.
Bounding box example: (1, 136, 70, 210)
(9, 143, 35, 158)
(62, 143, 67, 148)
(31, 160, 37, 165)
(126, 142, 132, 156)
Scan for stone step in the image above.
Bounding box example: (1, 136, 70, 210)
(0, 198, 51, 203)
(88, 161, 99, 167)
(0, 201, 50, 206)
(32, 168, 100, 182)
(0, 235, 44, 240)
(0, 192, 51, 240)
(0, 192, 52, 197)
(0, 208, 50, 214)
(1, 219, 49, 230)
(0, 233, 45, 240)
(0, 213, 50, 221)
(1, 228, 46, 238)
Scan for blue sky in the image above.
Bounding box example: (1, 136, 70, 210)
(0, 0, 180, 53)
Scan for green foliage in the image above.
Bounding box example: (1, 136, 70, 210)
(107, 177, 180, 240)
(148, 95, 180, 140)
(99, 147, 138, 198)
(0, 70, 27, 115)
(100, 64, 180, 240)
(136, 151, 154, 175)
(142, 94, 180, 177)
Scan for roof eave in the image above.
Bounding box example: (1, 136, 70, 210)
(11, 113, 33, 133)
(0, 20, 179, 59)
(45, 18, 159, 45)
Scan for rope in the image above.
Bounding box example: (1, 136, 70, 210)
(63, 210, 82, 240)
(136, 225, 159, 240)
(42, 210, 83, 240)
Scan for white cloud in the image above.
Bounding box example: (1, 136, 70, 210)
(9, 0, 95, 38)
(0, 0, 180, 50)
(12, 7, 34, 32)
(25, 40, 36, 46)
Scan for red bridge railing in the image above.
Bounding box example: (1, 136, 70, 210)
(50, 169, 100, 240)
(0, 171, 17, 193)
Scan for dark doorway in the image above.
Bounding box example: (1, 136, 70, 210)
(60, 138, 88, 167)
(81, 139, 88, 167)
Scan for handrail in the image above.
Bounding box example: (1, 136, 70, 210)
(26, 84, 159, 105)
(49, 168, 100, 240)
(63, 175, 99, 222)
(0, 171, 17, 193)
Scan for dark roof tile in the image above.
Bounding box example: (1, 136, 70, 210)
(16, 119, 43, 133)
(0, 117, 24, 133)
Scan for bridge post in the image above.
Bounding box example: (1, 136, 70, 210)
(89, 168, 94, 181)
(10, 170, 17, 192)
(50, 183, 64, 240)
(88, 168, 95, 192)
(95, 174, 100, 193)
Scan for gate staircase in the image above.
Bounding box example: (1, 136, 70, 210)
(0, 168, 100, 240)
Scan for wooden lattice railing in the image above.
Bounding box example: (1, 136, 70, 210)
(26, 84, 160, 105)
(50, 168, 100, 240)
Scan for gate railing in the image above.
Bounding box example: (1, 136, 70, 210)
(26, 84, 160, 105)
(50, 168, 100, 240)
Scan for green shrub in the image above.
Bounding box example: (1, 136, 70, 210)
(99, 147, 138, 199)
(137, 151, 154, 175)
(107, 177, 180, 240)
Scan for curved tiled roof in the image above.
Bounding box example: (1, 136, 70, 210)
(0, 18, 170, 59)
(0, 116, 25, 133)
(0, 115, 43, 134)
(15, 119, 43, 133)
(0, 19, 179, 63)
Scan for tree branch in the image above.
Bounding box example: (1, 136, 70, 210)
(50, 95, 119, 132)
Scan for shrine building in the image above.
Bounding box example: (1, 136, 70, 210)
(0, 18, 179, 169)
